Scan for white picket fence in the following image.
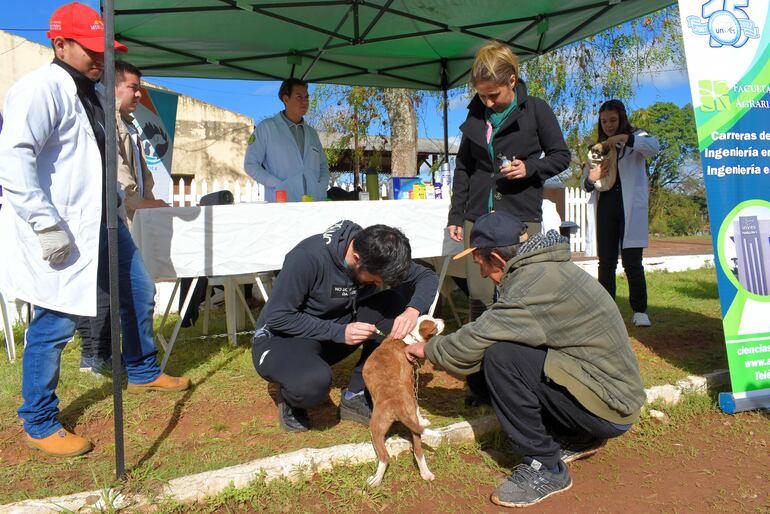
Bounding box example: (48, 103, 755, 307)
(564, 186, 590, 253)
(169, 177, 265, 206)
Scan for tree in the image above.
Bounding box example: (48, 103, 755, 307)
(630, 102, 699, 192)
(309, 85, 384, 189)
(310, 6, 686, 189)
(630, 101, 701, 224)
(520, 6, 686, 184)
(381, 88, 418, 177)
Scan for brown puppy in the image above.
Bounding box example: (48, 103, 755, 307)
(362, 315, 444, 486)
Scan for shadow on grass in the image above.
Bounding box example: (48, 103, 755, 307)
(672, 280, 721, 301)
(130, 349, 242, 471)
(58, 381, 116, 429)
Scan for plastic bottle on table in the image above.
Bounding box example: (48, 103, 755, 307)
(440, 162, 452, 197)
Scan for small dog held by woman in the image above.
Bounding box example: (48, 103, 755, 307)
(362, 315, 444, 486)
(587, 141, 618, 192)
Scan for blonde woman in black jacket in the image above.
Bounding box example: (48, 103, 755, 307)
(448, 42, 570, 322)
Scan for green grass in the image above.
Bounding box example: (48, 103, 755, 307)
(0, 266, 729, 504)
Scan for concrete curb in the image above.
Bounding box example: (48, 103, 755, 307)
(0, 369, 730, 513)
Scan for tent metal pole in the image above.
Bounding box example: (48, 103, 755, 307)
(441, 59, 449, 172)
(103, 0, 126, 481)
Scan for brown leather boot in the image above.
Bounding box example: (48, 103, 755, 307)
(127, 373, 191, 393)
(25, 428, 92, 457)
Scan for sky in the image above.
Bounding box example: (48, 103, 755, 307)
(1, 0, 694, 141)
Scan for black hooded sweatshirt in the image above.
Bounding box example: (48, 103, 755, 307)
(255, 220, 439, 343)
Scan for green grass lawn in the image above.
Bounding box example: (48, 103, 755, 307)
(0, 266, 729, 504)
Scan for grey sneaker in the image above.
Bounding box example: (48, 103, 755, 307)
(491, 460, 572, 507)
(558, 437, 606, 464)
(339, 388, 372, 426)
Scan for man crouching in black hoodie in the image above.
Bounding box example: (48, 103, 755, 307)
(252, 220, 439, 432)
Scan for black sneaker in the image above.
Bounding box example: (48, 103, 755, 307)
(556, 435, 606, 464)
(491, 460, 572, 508)
(464, 391, 492, 408)
(277, 400, 310, 433)
(339, 388, 372, 426)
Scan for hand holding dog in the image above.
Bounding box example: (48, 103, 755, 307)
(344, 322, 377, 345)
(390, 307, 420, 340)
(499, 158, 527, 180)
(605, 134, 629, 147)
(588, 159, 609, 183)
(404, 341, 426, 363)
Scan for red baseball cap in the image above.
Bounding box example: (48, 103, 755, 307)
(48, 2, 128, 53)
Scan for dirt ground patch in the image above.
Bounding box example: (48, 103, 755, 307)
(195, 400, 769, 514)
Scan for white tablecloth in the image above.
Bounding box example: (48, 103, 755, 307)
(132, 200, 463, 280)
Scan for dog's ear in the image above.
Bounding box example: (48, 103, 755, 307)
(419, 320, 438, 340)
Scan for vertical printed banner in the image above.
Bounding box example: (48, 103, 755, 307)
(679, 0, 770, 412)
(133, 86, 178, 202)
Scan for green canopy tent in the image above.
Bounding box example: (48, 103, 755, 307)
(100, 0, 676, 478)
(112, 0, 675, 157)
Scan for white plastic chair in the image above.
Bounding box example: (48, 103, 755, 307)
(202, 273, 272, 345)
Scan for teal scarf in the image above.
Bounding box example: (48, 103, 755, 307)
(485, 98, 517, 161)
(485, 96, 517, 211)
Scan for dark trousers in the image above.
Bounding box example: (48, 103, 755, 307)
(251, 289, 406, 409)
(596, 189, 647, 313)
(76, 236, 113, 362)
(482, 343, 627, 469)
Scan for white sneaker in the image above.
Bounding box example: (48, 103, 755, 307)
(633, 312, 651, 327)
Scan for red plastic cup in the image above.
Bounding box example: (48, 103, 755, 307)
(275, 190, 287, 203)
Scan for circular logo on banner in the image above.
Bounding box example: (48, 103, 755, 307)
(718, 200, 770, 300)
(708, 10, 741, 46)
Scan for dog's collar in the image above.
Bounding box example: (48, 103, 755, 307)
(402, 333, 420, 345)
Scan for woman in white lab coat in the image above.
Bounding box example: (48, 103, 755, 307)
(583, 100, 660, 327)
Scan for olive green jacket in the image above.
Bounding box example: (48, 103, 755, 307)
(425, 243, 646, 424)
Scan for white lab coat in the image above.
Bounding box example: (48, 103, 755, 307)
(0, 63, 103, 316)
(583, 129, 660, 256)
(244, 112, 329, 202)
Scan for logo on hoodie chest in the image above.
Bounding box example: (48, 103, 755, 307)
(331, 285, 357, 298)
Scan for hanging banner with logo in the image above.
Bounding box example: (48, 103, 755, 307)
(678, 0, 770, 412)
(133, 86, 178, 202)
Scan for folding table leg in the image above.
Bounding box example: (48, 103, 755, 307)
(202, 284, 212, 336)
(160, 277, 198, 373)
(156, 279, 181, 352)
(429, 256, 451, 317)
(255, 275, 270, 302)
(223, 278, 239, 347)
(234, 281, 257, 327)
(0, 292, 16, 363)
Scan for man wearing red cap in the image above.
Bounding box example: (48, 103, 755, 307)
(0, 2, 190, 458)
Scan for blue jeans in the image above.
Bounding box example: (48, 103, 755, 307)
(19, 221, 161, 438)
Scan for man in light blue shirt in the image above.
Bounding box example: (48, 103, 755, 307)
(244, 78, 330, 202)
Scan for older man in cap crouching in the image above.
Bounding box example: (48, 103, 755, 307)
(406, 211, 645, 508)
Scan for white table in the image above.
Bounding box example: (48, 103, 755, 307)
(132, 200, 462, 369)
